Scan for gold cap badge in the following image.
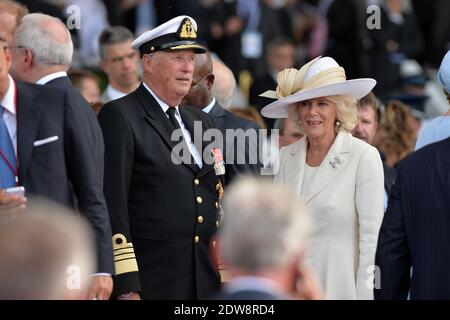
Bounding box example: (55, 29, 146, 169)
(177, 18, 197, 39)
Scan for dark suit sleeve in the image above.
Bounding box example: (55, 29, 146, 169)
(225, 121, 261, 185)
(63, 89, 114, 274)
(98, 103, 141, 296)
(374, 170, 411, 300)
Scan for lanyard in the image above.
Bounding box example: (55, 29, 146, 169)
(0, 81, 19, 185)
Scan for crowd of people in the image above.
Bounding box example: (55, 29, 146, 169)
(1, 0, 450, 300)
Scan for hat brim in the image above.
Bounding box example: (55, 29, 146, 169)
(165, 43, 207, 53)
(261, 79, 377, 118)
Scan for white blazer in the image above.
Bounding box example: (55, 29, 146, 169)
(275, 131, 384, 300)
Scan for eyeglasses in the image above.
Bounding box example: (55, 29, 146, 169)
(5, 45, 26, 51)
(190, 72, 211, 88)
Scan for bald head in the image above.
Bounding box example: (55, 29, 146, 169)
(182, 52, 215, 109)
(212, 58, 236, 109)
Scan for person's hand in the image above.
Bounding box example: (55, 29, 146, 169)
(294, 264, 325, 300)
(88, 275, 113, 300)
(0, 190, 27, 222)
(117, 292, 141, 300)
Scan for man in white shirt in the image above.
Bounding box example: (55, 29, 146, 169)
(7, 13, 113, 299)
(98, 26, 141, 103)
(98, 15, 223, 300)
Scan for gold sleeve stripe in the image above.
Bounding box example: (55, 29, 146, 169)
(114, 253, 136, 261)
(114, 248, 135, 256)
(115, 258, 139, 275)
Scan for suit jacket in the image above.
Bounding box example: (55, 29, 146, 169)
(16, 79, 113, 274)
(208, 102, 261, 185)
(98, 84, 222, 299)
(375, 137, 450, 299)
(275, 131, 384, 299)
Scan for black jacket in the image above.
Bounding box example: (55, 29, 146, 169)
(16, 79, 113, 274)
(99, 84, 222, 299)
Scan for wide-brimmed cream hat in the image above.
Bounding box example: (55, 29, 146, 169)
(260, 56, 376, 118)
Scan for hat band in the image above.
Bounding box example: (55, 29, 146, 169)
(274, 66, 346, 98)
(301, 67, 346, 91)
(155, 40, 197, 51)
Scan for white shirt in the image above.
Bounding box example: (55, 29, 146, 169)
(143, 82, 203, 168)
(105, 84, 127, 102)
(36, 71, 68, 85)
(202, 98, 216, 114)
(302, 163, 319, 192)
(1, 75, 17, 156)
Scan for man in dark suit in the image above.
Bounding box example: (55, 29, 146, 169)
(214, 177, 323, 300)
(6, 13, 113, 299)
(352, 92, 396, 209)
(98, 16, 222, 300)
(182, 52, 261, 185)
(375, 136, 450, 299)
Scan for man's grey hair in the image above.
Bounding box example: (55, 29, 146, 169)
(212, 57, 236, 109)
(220, 177, 311, 272)
(13, 13, 73, 68)
(98, 26, 135, 60)
(0, 199, 95, 299)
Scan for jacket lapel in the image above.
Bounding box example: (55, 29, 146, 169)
(16, 81, 41, 184)
(179, 106, 216, 177)
(301, 131, 351, 204)
(136, 84, 174, 149)
(136, 84, 199, 174)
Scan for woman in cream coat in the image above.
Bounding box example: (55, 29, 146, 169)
(261, 57, 384, 299)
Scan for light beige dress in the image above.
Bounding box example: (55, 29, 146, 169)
(275, 131, 384, 299)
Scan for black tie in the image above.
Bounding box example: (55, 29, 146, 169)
(166, 107, 180, 130)
(165, 107, 197, 168)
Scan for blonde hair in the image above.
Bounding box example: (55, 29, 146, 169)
(287, 94, 357, 134)
(375, 100, 417, 167)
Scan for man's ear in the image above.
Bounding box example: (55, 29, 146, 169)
(206, 73, 214, 90)
(23, 48, 34, 69)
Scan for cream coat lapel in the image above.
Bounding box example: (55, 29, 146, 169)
(301, 131, 352, 204)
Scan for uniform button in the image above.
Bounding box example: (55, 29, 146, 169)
(215, 201, 219, 209)
(216, 220, 219, 228)
(194, 236, 200, 243)
(197, 216, 204, 223)
(212, 240, 217, 248)
(194, 179, 200, 185)
(197, 196, 203, 204)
